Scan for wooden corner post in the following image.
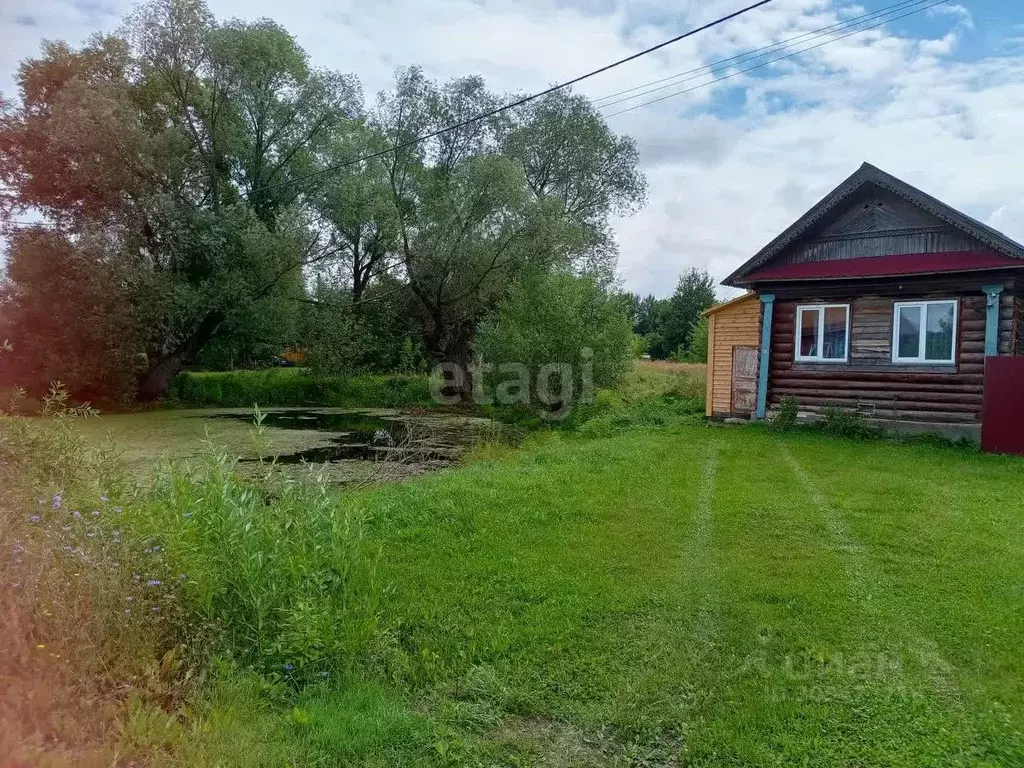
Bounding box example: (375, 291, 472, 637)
(755, 293, 775, 420)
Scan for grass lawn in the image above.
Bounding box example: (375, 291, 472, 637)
(167, 422, 1024, 767)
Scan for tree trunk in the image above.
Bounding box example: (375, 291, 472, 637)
(137, 312, 224, 401)
(420, 319, 476, 404)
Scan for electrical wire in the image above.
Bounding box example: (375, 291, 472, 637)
(601, 0, 948, 118)
(249, 0, 775, 194)
(592, 0, 938, 109)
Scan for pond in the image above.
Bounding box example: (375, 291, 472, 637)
(79, 407, 504, 485)
(211, 409, 497, 466)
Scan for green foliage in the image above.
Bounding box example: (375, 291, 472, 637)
(625, 268, 717, 360)
(476, 270, 634, 415)
(130, 451, 382, 679)
(0, 0, 361, 400)
(303, 277, 425, 377)
(681, 315, 710, 363)
(772, 395, 800, 431)
(629, 333, 648, 359)
(818, 405, 883, 440)
(0, 231, 146, 404)
(168, 369, 434, 409)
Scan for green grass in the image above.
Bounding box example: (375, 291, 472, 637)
(157, 423, 1023, 766)
(168, 368, 435, 409)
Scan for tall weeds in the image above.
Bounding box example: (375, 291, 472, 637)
(1, 391, 384, 762)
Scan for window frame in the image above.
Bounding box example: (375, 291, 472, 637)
(891, 299, 959, 365)
(794, 303, 851, 363)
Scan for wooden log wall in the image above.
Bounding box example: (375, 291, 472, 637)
(767, 292, 1017, 425)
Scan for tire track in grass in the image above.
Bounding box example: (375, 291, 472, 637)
(678, 441, 723, 667)
(781, 444, 963, 703)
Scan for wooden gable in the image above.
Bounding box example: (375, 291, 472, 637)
(724, 163, 1024, 287)
(779, 185, 984, 265)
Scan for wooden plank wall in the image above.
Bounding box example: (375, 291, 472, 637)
(707, 297, 761, 417)
(767, 293, 1017, 424)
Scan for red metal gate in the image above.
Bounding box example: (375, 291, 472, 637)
(981, 356, 1024, 455)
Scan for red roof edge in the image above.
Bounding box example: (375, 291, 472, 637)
(742, 251, 1023, 282)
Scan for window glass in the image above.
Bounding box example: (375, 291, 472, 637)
(897, 305, 921, 359)
(800, 309, 819, 357)
(823, 306, 847, 359)
(925, 302, 955, 361)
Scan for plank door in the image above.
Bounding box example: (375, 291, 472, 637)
(731, 346, 758, 414)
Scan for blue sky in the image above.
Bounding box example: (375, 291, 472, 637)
(3, 1, 1024, 297)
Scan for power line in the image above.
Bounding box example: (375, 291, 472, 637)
(252, 0, 775, 194)
(601, 0, 948, 118)
(592, 0, 936, 109)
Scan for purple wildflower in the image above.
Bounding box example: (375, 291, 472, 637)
(151, 607, 159, 613)
(283, 663, 294, 672)
(146, 579, 161, 587)
(100, 495, 109, 503)
(72, 511, 81, 520)
(113, 507, 122, 514)
(52, 494, 63, 510)
(91, 510, 100, 517)
(29, 515, 41, 523)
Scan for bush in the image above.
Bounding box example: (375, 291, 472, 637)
(476, 270, 634, 417)
(818, 405, 882, 440)
(771, 396, 799, 431)
(168, 369, 435, 409)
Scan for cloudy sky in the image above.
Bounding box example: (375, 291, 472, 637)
(3, 0, 1024, 298)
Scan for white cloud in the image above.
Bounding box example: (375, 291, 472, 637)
(3, 0, 1024, 300)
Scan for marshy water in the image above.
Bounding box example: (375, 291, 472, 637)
(214, 408, 497, 466)
(81, 407, 505, 485)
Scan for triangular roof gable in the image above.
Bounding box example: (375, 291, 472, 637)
(724, 163, 1024, 286)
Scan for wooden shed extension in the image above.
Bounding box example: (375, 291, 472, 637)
(704, 293, 761, 418)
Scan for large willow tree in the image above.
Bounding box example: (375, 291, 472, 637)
(0, 0, 646, 402)
(0, 0, 360, 399)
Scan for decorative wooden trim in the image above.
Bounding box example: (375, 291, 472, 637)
(726, 163, 1024, 286)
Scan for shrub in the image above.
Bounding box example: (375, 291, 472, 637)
(168, 369, 435, 409)
(476, 270, 634, 418)
(771, 396, 799, 431)
(818, 405, 882, 440)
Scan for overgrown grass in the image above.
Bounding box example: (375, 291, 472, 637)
(139, 423, 1024, 766)
(168, 368, 435, 409)
(0, 402, 385, 765)
(7, 368, 1023, 766)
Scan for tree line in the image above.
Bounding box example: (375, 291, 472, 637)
(0, 0, 714, 407)
(622, 267, 717, 362)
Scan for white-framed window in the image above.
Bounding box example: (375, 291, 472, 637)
(892, 299, 958, 364)
(795, 304, 850, 362)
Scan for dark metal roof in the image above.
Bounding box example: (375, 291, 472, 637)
(724, 162, 1024, 287)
